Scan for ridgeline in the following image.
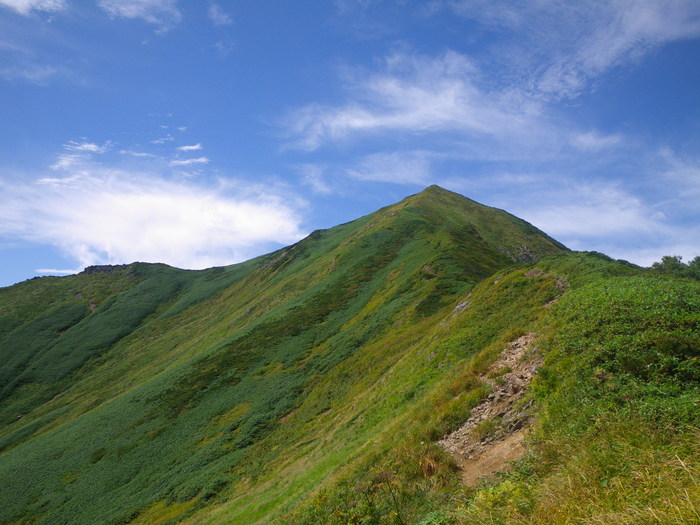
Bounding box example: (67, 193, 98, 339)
(0, 186, 697, 524)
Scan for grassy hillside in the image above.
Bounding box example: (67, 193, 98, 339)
(281, 253, 699, 525)
(0, 186, 697, 524)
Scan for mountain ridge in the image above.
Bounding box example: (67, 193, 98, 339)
(0, 186, 697, 525)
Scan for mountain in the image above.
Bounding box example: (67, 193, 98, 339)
(0, 186, 697, 525)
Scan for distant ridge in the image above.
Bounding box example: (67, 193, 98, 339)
(81, 264, 131, 274)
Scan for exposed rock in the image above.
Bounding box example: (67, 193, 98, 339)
(453, 301, 469, 313)
(518, 244, 538, 262)
(437, 333, 542, 485)
(421, 264, 436, 275)
(81, 264, 129, 275)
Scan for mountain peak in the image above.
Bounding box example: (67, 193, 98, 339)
(0, 186, 569, 524)
(402, 184, 490, 212)
(382, 185, 568, 261)
(421, 183, 448, 194)
(414, 183, 471, 200)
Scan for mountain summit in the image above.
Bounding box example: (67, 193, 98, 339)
(0, 187, 697, 525)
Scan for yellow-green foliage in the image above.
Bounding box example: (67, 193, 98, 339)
(0, 187, 696, 525)
(280, 254, 699, 525)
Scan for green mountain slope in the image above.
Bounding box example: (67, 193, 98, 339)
(0, 186, 697, 525)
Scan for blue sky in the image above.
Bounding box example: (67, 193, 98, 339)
(1, 0, 699, 287)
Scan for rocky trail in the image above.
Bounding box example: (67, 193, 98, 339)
(438, 333, 542, 485)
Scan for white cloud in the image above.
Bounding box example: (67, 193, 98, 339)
(602, 237, 700, 267)
(37, 171, 83, 184)
(151, 135, 174, 144)
(660, 148, 700, 186)
(283, 51, 540, 151)
(277, 3, 699, 269)
(0, 168, 306, 271)
(120, 150, 156, 158)
(98, 0, 182, 32)
(489, 178, 694, 266)
(570, 131, 623, 152)
(521, 186, 661, 239)
(49, 142, 114, 171)
(656, 148, 700, 215)
(65, 140, 110, 153)
(0, 40, 28, 53)
(214, 40, 235, 57)
(348, 151, 434, 184)
(170, 156, 209, 166)
(284, 2, 700, 154)
(446, 0, 700, 99)
(297, 164, 333, 195)
(50, 153, 86, 171)
(177, 143, 202, 152)
(0, 64, 61, 85)
(36, 267, 77, 275)
(0, 0, 65, 15)
(208, 3, 232, 26)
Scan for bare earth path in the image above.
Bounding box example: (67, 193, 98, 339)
(438, 334, 542, 485)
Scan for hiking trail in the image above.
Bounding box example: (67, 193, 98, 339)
(438, 333, 542, 485)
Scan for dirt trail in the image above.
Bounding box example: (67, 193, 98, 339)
(438, 333, 542, 485)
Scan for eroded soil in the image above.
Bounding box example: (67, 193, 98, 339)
(438, 333, 542, 485)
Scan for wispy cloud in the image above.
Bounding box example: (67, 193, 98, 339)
(474, 172, 700, 267)
(283, 51, 539, 151)
(284, 1, 700, 154)
(297, 164, 333, 195)
(65, 140, 111, 153)
(0, 0, 65, 16)
(208, 3, 232, 26)
(36, 267, 76, 275)
(517, 183, 665, 239)
(170, 156, 209, 166)
(214, 40, 235, 57)
(570, 131, 623, 152)
(0, 40, 29, 53)
(332, 0, 397, 40)
(348, 151, 434, 184)
(660, 148, 700, 184)
(0, 159, 306, 271)
(49, 153, 87, 172)
(0, 64, 61, 85)
(277, 1, 700, 268)
(445, 0, 700, 99)
(656, 148, 700, 216)
(120, 150, 156, 158)
(44, 141, 112, 171)
(98, 0, 182, 33)
(151, 135, 174, 144)
(177, 143, 202, 152)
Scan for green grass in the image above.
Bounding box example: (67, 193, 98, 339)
(279, 254, 700, 525)
(0, 186, 696, 525)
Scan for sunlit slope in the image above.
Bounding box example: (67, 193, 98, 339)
(1, 187, 697, 525)
(277, 253, 700, 525)
(0, 186, 566, 524)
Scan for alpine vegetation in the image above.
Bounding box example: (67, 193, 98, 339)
(0, 187, 697, 524)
